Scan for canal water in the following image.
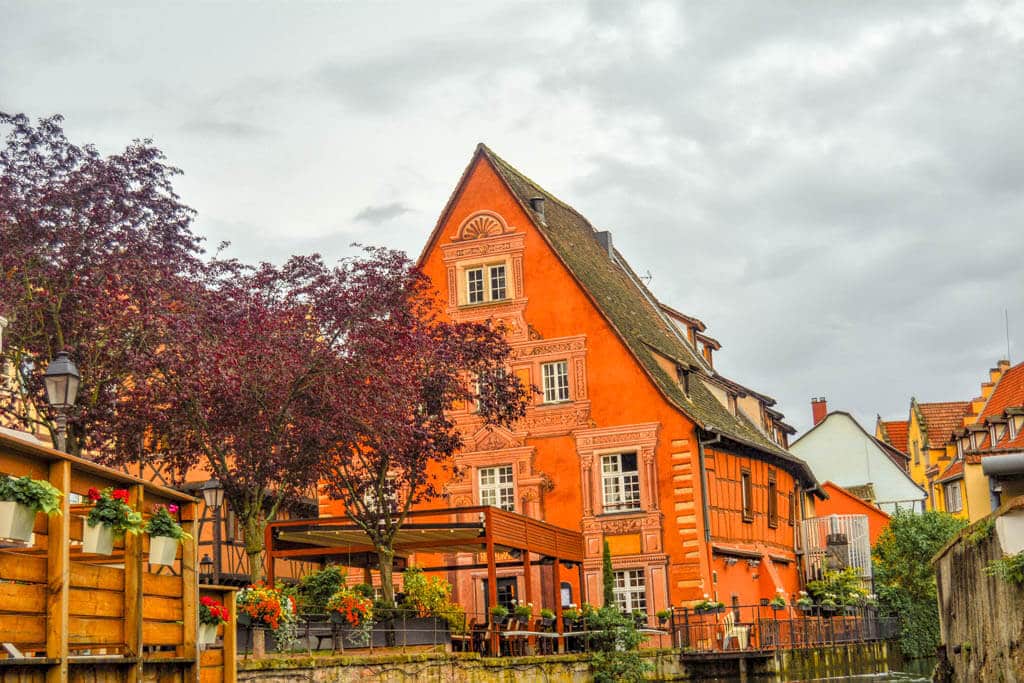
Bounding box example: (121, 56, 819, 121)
(709, 657, 934, 682)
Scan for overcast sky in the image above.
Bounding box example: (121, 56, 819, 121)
(3, 1, 1022, 435)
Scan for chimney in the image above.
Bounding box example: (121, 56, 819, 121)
(595, 230, 613, 258)
(529, 196, 546, 223)
(811, 397, 828, 426)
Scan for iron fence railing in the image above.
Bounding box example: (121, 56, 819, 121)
(670, 603, 898, 653)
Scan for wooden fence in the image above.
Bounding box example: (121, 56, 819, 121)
(0, 430, 237, 682)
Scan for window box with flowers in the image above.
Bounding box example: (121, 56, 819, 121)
(144, 503, 192, 566)
(0, 476, 63, 542)
(693, 596, 725, 615)
(84, 487, 143, 555)
(199, 596, 230, 647)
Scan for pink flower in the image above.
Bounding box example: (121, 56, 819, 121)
(167, 503, 179, 513)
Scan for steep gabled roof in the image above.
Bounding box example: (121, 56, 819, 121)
(436, 145, 821, 491)
(917, 401, 972, 448)
(980, 362, 1024, 421)
(879, 419, 909, 455)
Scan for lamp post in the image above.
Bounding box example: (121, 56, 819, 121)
(201, 479, 225, 584)
(43, 351, 80, 453)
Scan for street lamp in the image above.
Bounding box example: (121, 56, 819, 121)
(199, 554, 214, 584)
(43, 351, 80, 453)
(201, 479, 225, 584)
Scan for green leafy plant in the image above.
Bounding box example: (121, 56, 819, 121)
(795, 591, 814, 609)
(985, 551, 1024, 586)
(296, 566, 346, 613)
(602, 539, 614, 607)
(144, 504, 192, 541)
(0, 476, 62, 515)
(513, 602, 533, 621)
(966, 517, 996, 547)
(86, 487, 142, 536)
(656, 608, 672, 622)
(400, 567, 466, 633)
(540, 607, 555, 620)
(806, 567, 867, 604)
(873, 510, 967, 658)
(586, 606, 652, 683)
(769, 593, 787, 609)
(562, 605, 580, 621)
(693, 595, 725, 613)
(489, 604, 508, 621)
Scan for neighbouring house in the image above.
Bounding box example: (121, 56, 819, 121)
(874, 417, 909, 457)
(814, 481, 891, 545)
(789, 405, 926, 514)
(905, 399, 972, 513)
(942, 360, 1024, 521)
(323, 144, 826, 616)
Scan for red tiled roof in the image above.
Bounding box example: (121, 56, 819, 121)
(881, 420, 909, 454)
(936, 460, 963, 483)
(918, 401, 972, 448)
(981, 362, 1024, 421)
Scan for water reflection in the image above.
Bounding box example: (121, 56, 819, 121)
(705, 658, 934, 683)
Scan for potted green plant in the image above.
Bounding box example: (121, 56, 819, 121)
(561, 604, 580, 631)
(512, 602, 532, 622)
(819, 595, 838, 615)
(489, 604, 509, 625)
(656, 608, 673, 625)
(84, 487, 143, 555)
(199, 595, 229, 646)
(539, 607, 555, 628)
(795, 591, 814, 613)
(144, 503, 192, 566)
(0, 475, 62, 542)
(769, 592, 787, 611)
(632, 609, 647, 628)
(693, 595, 725, 615)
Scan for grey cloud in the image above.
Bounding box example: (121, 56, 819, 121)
(354, 202, 413, 225)
(180, 119, 272, 139)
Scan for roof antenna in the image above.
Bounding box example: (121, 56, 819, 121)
(1006, 308, 1012, 363)
(640, 270, 653, 284)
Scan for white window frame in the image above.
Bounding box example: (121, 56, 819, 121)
(600, 452, 641, 513)
(479, 465, 515, 512)
(464, 263, 508, 305)
(541, 360, 570, 403)
(474, 368, 506, 413)
(612, 569, 647, 613)
(944, 481, 963, 513)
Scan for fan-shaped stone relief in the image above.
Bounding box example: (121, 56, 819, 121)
(454, 210, 511, 241)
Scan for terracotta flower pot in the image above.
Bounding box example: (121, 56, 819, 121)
(148, 535, 178, 566)
(0, 501, 36, 542)
(83, 522, 114, 555)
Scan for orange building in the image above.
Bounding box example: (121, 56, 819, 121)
(370, 145, 824, 616)
(815, 482, 890, 545)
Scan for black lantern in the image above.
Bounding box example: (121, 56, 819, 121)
(44, 351, 80, 452)
(199, 554, 214, 584)
(201, 479, 224, 511)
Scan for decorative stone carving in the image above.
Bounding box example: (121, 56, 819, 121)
(452, 211, 512, 241)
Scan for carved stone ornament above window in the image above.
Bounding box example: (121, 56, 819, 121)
(452, 210, 514, 241)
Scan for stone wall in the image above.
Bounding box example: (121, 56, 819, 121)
(236, 643, 893, 682)
(933, 496, 1024, 682)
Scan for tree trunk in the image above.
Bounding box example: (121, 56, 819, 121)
(377, 545, 396, 607)
(242, 511, 266, 657)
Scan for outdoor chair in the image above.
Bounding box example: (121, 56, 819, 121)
(722, 610, 750, 650)
(470, 621, 490, 655)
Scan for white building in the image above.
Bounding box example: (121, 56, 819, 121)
(790, 411, 926, 513)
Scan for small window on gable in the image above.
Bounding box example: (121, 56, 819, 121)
(463, 263, 509, 306)
(741, 469, 753, 523)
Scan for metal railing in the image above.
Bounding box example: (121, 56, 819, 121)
(670, 603, 898, 654)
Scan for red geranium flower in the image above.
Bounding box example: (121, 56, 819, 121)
(112, 489, 129, 501)
(87, 487, 101, 501)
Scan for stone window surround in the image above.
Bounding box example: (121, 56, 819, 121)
(576, 423, 660, 518)
(444, 444, 549, 519)
(442, 232, 526, 312)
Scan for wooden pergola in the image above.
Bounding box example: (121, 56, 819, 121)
(265, 506, 586, 647)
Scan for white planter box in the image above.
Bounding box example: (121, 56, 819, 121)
(0, 501, 37, 542)
(83, 522, 114, 555)
(198, 622, 218, 647)
(149, 535, 178, 566)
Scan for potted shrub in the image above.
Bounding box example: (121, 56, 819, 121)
(84, 487, 142, 555)
(236, 581, 296, 630)
(199, 596, 229, 647)
(819, 595, 838, 615)
(489, 604, 509, 626)
(694, 595, 725, 615)
(769, 592, 787, 611)
(395, 567, 461, 645)
(144, 503, 192, 566)
(795, 592, 814, 613)
(539, 607, 555, 629)
(513, 602, 532, 623)
(0, 475, 62, 542)
(632, 609, 647, 628)
(656, 608, 672, 625)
